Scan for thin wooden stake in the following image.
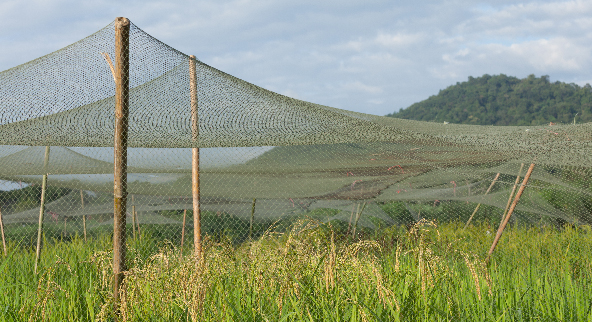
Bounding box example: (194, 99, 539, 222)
(500, 163, 525, 223)
(0, 206, 7, 256)
(135, 207, 141, 238)
(112, 17, 130, 304)
(464, 173, 501, 229)
(181, 209, 187, 248)
(249, 198, 256, 240)
(189, 55, 202, 259)
(131, 195, 136, 240)
(486, 163, 535, 263)
(352, 202, 367, 238)
(347, 203, 355, 235)
(80, 190, 87, 242)
(34, 145, 50, 274)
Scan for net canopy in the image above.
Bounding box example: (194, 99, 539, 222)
(1, 19, 591, 243)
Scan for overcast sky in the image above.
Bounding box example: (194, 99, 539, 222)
(1, 0, 590, 116)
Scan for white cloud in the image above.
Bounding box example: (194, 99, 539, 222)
(0, 0, 591, 116)
(341, 81, 383, 94)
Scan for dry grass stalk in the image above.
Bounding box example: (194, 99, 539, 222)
(463, 254, 481, 300)
(324, 230, 336, 291)
(24, 260, 70, 322)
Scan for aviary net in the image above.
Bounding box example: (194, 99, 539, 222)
(0, 20, 591, 245)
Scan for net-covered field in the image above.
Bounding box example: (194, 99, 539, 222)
(2, 18, 592, 321)
(1, 218, 591, 321)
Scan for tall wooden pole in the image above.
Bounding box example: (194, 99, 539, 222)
(113, 17, 130, 303)
(34, 146, 50, 274)
(189, 55, 201, 258)
(486, 163, 535, 262)
(0, 206, 6, 256)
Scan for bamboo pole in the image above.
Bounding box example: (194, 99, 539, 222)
(500, 163, 525, 223)
(0, 206, 6, 257)
(486, 163, 535, 262)
(34, 145, 50, 274)
(80, 190, 87, 242)
(249, 198, 256, 240)
(189, 55, 202, 258)
(464, 173, 501, 229)
(352, 202, 367, 238)
(181, 209, 187, 248)
(113, 17, 130, 303)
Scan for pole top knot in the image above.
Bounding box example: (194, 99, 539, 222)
(115, 17, 130, 27)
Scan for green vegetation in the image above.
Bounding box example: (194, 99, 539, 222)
(1, 219, 591, 321)
(388, 74, 592, 126)
(0, 185, 71, 213)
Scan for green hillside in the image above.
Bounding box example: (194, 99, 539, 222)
(387, 74, 592, 126)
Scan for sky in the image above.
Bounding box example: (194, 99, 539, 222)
(1, 0, 591, 116)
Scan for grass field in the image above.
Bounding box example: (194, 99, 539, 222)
(0, 219, 591, 321)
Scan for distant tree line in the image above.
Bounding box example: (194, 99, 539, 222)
(387, 74, 592, 126)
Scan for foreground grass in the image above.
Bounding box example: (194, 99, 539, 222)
(1, 220, 591, 321)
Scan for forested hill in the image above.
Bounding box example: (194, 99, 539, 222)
(387, 74, 592, 126)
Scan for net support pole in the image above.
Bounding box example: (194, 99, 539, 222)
(500, 163, 525, 222)
(464, 173, 500, 229)
(486, 163, 535, 262)
(131, 195, 136, 240)
(34, 146, 50, 274)
(113, 17, 130, 303)
(352, 202, 366, 238)
(80, 190, 87, 242)
(181, 209, 187, 248)
(249, 198, 256, 240)
(0, 206, 6, 256)
(189, 55, 202, 259)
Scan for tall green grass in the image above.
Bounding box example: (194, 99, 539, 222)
(1, 220, 591, 321)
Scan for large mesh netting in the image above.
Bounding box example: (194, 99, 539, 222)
(0, 20, 591, 249)
(3, 18, 592, 320)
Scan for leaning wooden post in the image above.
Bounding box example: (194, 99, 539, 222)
(464, 173, 501, 229)
(189, 55, 202, 258)
(113, 17, 130, 303)
(0, 206, 7, 256)
(249, 198, 256, 240)
(486, 163, 535, 262)
(34, 146, 50, 274)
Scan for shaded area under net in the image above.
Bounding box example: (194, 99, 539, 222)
(0, 19, 591, 248)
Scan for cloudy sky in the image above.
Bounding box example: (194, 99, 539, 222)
(1, 0, 590, 116)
